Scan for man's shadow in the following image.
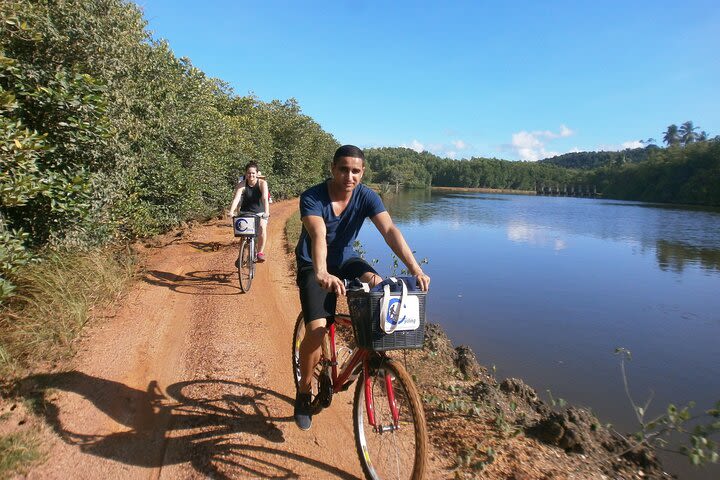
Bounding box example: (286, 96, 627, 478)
(16, 372, 358, 479)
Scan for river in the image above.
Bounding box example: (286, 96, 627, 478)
(355, 189, 720, 480)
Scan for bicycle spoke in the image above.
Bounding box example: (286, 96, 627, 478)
(353, 360, 427, 480)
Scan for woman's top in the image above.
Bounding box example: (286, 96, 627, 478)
(239, 181, 265, 214)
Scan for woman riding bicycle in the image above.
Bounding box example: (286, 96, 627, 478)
(229, 161, 270, 262)
(294, 144, 430, 430)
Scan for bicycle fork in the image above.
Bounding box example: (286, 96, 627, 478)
(363, 360, 401, 433)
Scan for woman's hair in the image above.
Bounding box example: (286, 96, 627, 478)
(332, 145, 365, 165)
(244, 161, 259, 172)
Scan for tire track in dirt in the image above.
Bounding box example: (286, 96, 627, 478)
(26, 199, 382, 479)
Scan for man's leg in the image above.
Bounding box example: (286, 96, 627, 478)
(298, 318, 327, 393)
(295, 266, 335, 431)
(340, 257, 382, 288)
(294, 317, 326, 431)
(359, 271, 382, 288)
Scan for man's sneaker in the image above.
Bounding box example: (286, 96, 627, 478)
(256, 252, 266, 262)
(294, 392, 313, 431)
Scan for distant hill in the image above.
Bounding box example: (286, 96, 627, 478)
(539, 146, 660, 169)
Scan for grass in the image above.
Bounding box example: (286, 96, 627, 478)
(284, 211, 302, 255)
(0, 247, 136, 378)
(0, 430, 44, 477)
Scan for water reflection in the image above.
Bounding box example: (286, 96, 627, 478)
(507, 222, 568, 251)
(656, 240, 720, 273)
(382, 190, 720, 271)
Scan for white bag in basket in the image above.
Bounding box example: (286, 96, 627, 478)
(379, 277, 420, 333)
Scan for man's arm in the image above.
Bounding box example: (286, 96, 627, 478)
(228, 183, 244, 217)
(370, 211, 430, 291)
(302, 215, 346, 295)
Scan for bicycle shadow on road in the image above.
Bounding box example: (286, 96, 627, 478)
(143, 269, 242, 296)
(16, 372, 359, 479)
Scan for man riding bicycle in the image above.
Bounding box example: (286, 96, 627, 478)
(294, 144, 430, 430)
(229, 161, 270, 261)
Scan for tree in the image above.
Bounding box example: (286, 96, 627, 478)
(679, 121, 699, 146)
(663, 124, 680, 147)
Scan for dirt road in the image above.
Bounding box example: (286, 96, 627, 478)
(28, 199, 417, 479)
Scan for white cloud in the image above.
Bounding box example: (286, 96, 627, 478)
(400, 139, 469, 159)
(597, 140, 645, 151)
(621, 140, 644, 149)
(401, 140, 425, 153)
(506, 125, 575, 161)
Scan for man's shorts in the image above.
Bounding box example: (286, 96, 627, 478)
(297, 257, 377, 325)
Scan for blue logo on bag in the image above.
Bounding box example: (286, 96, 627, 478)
(235, 218, 250, 232)
(386, 298, 406, 325)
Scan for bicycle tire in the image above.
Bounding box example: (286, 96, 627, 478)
(249, 237, 256, 278)
(291, 313, 357, 394)
(353, 358, 427, 480)
(291, 312, 307, 393)
(238, 238, 253, 292)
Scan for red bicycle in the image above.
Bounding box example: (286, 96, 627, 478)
(291, 285, 428, 480)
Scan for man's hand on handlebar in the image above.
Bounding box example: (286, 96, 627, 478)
(316, 271, 346, 296)
(415, 272, 430, 291)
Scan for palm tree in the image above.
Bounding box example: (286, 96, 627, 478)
(679, 121, 699, 145)
(663, 124, 680, 146)
(698, 131, 708, 142)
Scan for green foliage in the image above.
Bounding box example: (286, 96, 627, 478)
(540, 147, 654, 169)
(585, 141, 720, 206)
(365, 147, 578, 190)
(0, 430, 43, 477)
(0, 227, 34, 298)
(452, 443, 495, 474)
(0, 0, 337, 300)
(0, 247, 135, 374)
(545, 389, 567, 409)
(615, 347, 719, 466)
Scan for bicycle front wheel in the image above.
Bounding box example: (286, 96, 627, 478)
(353, 358, 428, 480)
(238, 238, 254, 292)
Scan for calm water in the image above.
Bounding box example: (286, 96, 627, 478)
(356, 190, 720, 479)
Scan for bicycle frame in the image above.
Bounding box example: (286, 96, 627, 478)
(324, 314, 400, 429)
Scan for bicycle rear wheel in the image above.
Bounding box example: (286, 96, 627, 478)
(291, 312, 312, 393)
(237, 238, 254, 292)
(291, 313, 356, 394)
(353, 358, 427, 480)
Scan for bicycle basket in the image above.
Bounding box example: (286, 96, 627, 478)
(233, 213, 260, 237)
(346, 278, 426, 351)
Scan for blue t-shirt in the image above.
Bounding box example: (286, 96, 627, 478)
(295, 182, 386, 268)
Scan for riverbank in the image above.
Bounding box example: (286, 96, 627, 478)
(431, 186, 536, 195)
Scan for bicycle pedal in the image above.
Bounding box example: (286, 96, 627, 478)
(319, 373, 333, 408)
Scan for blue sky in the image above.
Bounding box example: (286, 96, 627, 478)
(137, 0, 719, 161)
